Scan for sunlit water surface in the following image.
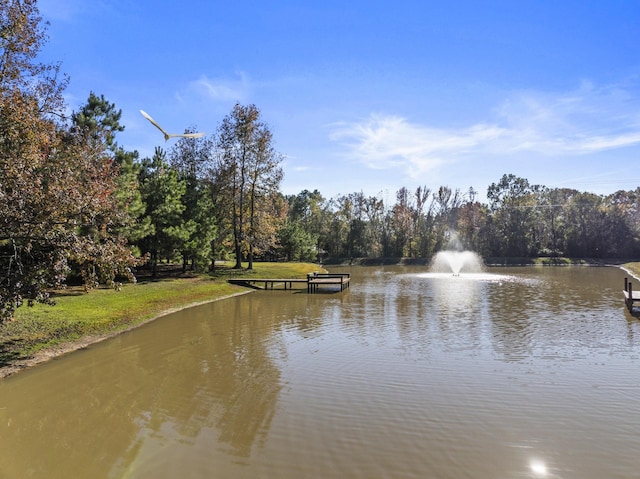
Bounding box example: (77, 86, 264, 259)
(1, 266, 639, 478)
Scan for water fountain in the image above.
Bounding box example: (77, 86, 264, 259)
(418, 231, 512, 282)
(429, 250, 484, 275)
(428, 231, 484, 275)
(424, 246, 513, 283)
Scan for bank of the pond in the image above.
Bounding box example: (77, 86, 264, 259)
(622, 261, 640, 279)
(0, 262, 323, 379)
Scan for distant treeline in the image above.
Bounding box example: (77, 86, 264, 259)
(281, 176, 640, 263)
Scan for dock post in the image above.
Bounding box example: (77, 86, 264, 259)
(629, 282, 634, 312)
(625, 277, 628, 292)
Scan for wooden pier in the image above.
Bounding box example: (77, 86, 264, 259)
(623, 277, 640, 312)
(228, 272, 350, 294)
(307, 272, 351, 293)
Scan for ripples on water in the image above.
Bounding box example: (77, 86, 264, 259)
(272, 266, 640, 479)
(0, 266, 639, 478)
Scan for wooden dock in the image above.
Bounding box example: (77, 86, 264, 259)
(307, 273, 351, 293)
(228, 272, 350, 294)
(623, 277, 640, 312)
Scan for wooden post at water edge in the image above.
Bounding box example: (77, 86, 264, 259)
(623, 277, 640, 313)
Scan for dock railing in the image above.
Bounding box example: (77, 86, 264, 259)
(228, 272, 351, 294)
(306, 272, 351, 293)
(624, 277, 640, 312)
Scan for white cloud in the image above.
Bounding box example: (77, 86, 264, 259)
(181, 73, 251, 103)
(331, 81, 640, 178)
(572, 132, 640, 152)
(331, 115, 507, 177)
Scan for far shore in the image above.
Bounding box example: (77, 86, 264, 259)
(1, 259, 638, 381)
(324, 256, 640, 268)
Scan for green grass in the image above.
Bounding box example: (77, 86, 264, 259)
(624, 262, 640, 277)
(531, 257, 590, 265)
(1, 262, 322, 370)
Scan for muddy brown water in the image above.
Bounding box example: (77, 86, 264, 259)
(1, 266, 639, 478)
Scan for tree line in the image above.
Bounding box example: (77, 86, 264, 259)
(1, 1, 639, 321)
(289, 178, 639, 263)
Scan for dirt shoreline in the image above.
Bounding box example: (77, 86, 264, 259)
(0, 290, 252, 380)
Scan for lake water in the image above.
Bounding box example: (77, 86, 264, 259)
(0, 265, 639, 478)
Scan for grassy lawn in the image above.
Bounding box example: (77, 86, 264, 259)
(1, 262, 322, 374)
(624, 262, 640, 277)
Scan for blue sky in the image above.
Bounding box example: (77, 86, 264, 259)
(38, 0, 640, 201)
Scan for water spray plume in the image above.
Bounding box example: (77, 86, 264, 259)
(429, 251, 484, 275)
